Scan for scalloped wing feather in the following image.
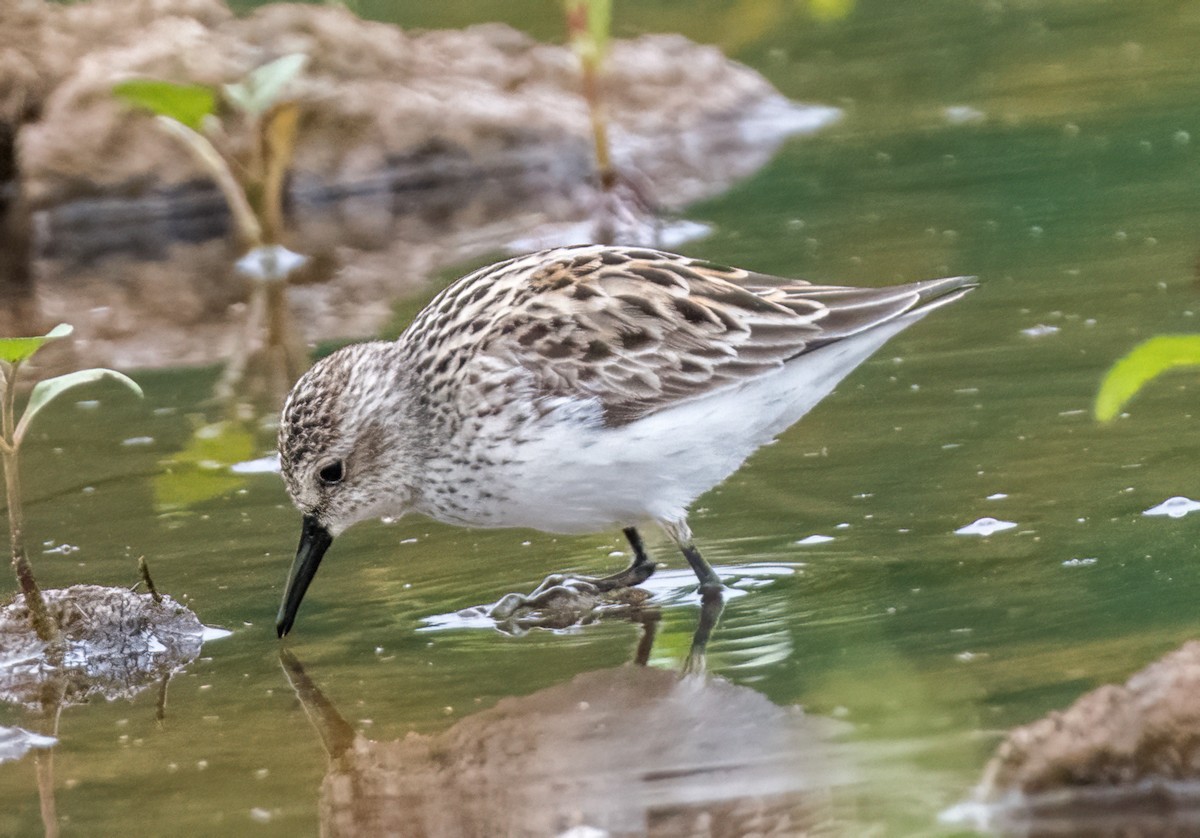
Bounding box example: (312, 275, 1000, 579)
(410, 246, 971, 428)
(491, 248, 969, 426)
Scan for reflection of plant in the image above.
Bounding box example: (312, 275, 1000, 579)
(113, 55, 310, 406)
(154, 420, 256, 512)
(0, 325, 142, 643)
(1095, 336, 1200, 421)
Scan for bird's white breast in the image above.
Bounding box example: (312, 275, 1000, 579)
(421, 308, 929, 534)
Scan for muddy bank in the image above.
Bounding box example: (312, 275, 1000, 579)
(3, 0, 838, 368)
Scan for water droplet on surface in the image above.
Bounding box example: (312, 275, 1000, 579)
(944, 105, 985, 125)
(230, 455, 280, 474)
(1143, 496, 1200, 518)
(955, 517, 1018, 536)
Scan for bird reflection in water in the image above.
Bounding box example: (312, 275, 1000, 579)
(279, 594, 850, 837)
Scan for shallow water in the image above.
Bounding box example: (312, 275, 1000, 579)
(7, 0, 1200, 834)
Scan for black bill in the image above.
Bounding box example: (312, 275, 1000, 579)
(276, 514, 334, 638)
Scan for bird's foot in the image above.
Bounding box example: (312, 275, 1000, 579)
(480, 570, 655, 634)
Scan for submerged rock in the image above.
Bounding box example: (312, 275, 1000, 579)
(0, 584, 214, 710)
(4, 0, 838, 368)
(953, 640, 1200, 834)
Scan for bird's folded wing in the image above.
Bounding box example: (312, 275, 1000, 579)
(479, 248, 927, 427)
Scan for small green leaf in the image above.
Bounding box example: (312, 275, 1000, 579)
(0, 323, 72, 364)
(1095, 335, 1200, 421)
(114, 80, 216, 131)
(223, 53, 308, 116)
(15, 368, 143, 445)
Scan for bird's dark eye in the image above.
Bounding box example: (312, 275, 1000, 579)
(318, 460, 345, 485)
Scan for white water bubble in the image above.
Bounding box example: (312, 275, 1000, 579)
(944, 105, 985, 125)
(0, 726, 57, 764)
(795, 534, 834, 545)
(230, 454, 280, 474)
(235, 245, 308, 282)
(955, 517, 1018, 536)
(986, 493, 1008, 500)
(1062, 557, 1097, 567)
(1143, 496, 1200, 518)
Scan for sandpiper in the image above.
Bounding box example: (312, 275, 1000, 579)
(275, 245, 974, 636)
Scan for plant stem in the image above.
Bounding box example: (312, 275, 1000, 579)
(1, 361, 60, 645)
(580, 58, 614, 191)
(154, 117, 263, 249)
(138, 555, 162, 604)
(36, 670, 65, 838)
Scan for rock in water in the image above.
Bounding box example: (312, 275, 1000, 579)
(0, 584, 212, 710)
(951, 640, 1200, 834)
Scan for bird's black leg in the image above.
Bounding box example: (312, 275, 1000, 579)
(580, 526, 657, 591)
(661, 518, 723, 595)
(684, 588, 725, 674)
(487, 527, 657, 624)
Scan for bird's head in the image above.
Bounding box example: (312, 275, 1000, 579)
(275, 342, 419, 638)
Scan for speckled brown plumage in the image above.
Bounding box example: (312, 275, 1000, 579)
(274, 244, 975, 636)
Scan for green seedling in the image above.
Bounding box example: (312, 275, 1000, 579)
(113, 54, 307, 248)
(564, 0, 614, 190)
(114, 54, 311, 406)
(1095, 335, 1200, 421)
(0, 324, 142, 643)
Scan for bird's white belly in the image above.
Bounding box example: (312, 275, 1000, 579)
(437, 310, 923, 534)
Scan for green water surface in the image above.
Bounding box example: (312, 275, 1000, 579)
(6, 0, 1200, 835)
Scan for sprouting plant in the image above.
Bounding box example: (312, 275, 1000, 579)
(564, 0, 614, 191)
(0, 325, 142, 642)
(1095, 335, 1200, 421)
(113, 54, 311, 406)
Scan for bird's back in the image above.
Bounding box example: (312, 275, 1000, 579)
(399, 245, 974, 532)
